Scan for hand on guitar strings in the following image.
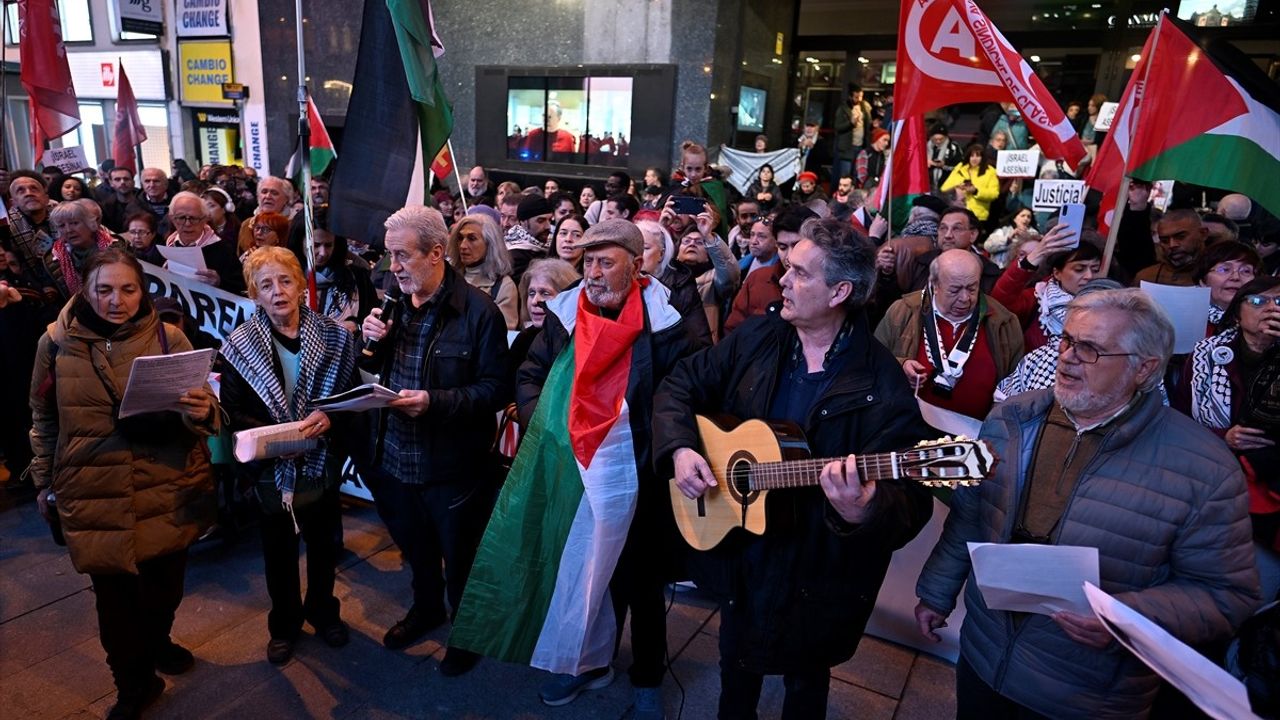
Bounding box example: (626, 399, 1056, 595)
(673, 448, 718, 499)
(819, 455, 877, 525)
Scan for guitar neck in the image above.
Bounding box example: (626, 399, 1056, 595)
(747, 452, 908, 491)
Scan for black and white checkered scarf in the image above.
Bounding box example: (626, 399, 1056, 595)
(1189, 328, 1237, 430)
(220, 305, 355, 497)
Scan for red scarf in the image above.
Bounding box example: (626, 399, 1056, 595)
(569, 280, 643, 468)
(51, 229, 114, 296)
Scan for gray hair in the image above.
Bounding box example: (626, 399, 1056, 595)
(447, 214, 512, 281)
(798, 217, 876, 308)
(518, 258, 581, 325)
(50, 200, 97, 229)
(908, 205, 940, 223)
(258, 175, 293, 198)
(1066, 288, 1174, 391)
(74, 198, 103, 225)
(169, 191, 207, 217)
(385, 205, 448, 255)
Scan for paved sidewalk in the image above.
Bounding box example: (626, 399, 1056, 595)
(0, 491, 957, 719)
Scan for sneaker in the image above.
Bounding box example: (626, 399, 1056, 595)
(438, 647, 480, 677)
(106, 675, 165, 720)
(633, 686, 665, 720)
(382, 607, 447, 650)
(154, 642, 194, 675)
(538, 666, 614, 707)
(267, 637, 295, 665)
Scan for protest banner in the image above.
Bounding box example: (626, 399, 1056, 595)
(140, 260, 255, 342)
(45, 146, 90, 174)
(1032, 179, 1087, 212)
(996, 149, 1040, 178)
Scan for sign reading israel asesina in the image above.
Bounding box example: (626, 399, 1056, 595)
(140, 260, 254, 341)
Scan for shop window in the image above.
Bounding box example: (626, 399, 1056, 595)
(507, 76, 634, 167)
(5, 0, 93, 44)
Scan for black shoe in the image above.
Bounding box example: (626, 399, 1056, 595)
(439, 647, 480, 677)
(382, 607, 446, 650)
(106, 676, 165, 720)
(267, 637, 295, 665)
(154, 642, 194, 675)
(318, 620, 350, 648)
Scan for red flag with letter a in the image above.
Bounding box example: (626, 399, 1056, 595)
(895, 0, 1085, 166)
(18, 0, 81, 162)
(113, 61, 148, 173)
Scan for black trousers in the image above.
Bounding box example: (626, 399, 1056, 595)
(369, 472, 491, 620)
(717, 656, 830, 720)
(90, 550, 189, 699)
(955, 656, 1051, 720)
(260, 485, 342, 641)
(609, 547, 667, 688)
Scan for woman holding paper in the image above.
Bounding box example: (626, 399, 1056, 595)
(217, 247, 359, 666)
(29, 248, 218, 719)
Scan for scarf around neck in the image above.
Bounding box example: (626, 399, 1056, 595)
(52, 229, 114, 296)
(569, 279, 643, 468)
(1035, 278, 1073, 338)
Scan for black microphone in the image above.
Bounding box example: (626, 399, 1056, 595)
(362, 288, 402, 358)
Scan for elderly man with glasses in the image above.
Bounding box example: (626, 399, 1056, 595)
(914, 288, 1261, 719)
(165, 191, 246, 293)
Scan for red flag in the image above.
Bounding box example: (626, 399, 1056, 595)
(112, 61, 148, 173)
(895, 0, 1085, 165)
(1085, 29, 1155, 236)
(430, 143, 453, 181)
(18, 0, 81, 163)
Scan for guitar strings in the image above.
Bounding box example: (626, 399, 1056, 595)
(738, 450, 974, 489)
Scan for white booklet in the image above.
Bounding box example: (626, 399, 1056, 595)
(232, 420, 319, 463)
(157, 244, 208, 279)
(119, 348, 217, 419)
(967, 542, 1100, 616)
(312, 383, 400, 412)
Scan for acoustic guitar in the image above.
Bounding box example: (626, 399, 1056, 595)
(669, 414, 997, 551)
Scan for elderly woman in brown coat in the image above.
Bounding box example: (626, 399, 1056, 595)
(30, 248, 218, 720)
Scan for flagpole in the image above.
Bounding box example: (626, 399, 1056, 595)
(295, 0, 317, 310)
(1102, 9, 1165, 276)
(1, 2, 8, 169)
(448, 139, 468, 211)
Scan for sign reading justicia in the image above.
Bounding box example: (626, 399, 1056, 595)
(175, 0, 228, 38)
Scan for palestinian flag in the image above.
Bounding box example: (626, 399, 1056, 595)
(285, 95, 336, 185)
(1084, 27, 1155, 236)
(388, 0, 454, 199)
(875, 116, 931, 232)
(1125, 15, 1280, 218)
(450, 283, 647, 675)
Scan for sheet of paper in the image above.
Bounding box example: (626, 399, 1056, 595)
(1139, 282, 1211, 354)
(118, 348, 217, 418)
(1094, 101, 1120, 131)
(233, 420, 319, 463)
(918, 399, 983, 439)
(967, 542, 1099, 616)
(157, 244, 208, 278)
(1084, 583, 1260, 720)
(311, 382, 401, 412)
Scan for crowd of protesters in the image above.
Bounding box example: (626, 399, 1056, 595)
(1, 83, 1279, 719)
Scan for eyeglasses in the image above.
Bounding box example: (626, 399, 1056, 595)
(1058, 333, 1137, 364)
(750, 215, 774, 226)
(126, 229, 153, 237)
(171, 215, 203, 225)
(1210, 264, 1256, 279)
(252, 224, 276, 234)
(1245, 294, 1280, 308)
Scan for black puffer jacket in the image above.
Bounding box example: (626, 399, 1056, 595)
(358, 265, 511, 485)
(652, 308, 935, 673)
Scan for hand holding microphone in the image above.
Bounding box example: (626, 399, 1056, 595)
(362, 289, 402, 357)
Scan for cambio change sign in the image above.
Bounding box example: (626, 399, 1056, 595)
(176, 0, 228, 38)
(178, 40, 234, 105)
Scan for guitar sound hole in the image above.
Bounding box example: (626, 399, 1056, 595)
(725, 456, 760, 506)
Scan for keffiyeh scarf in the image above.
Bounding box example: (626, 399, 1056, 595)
(1035, 278, 1073, 339)
(1189, 328, 1237, 430)
(51, 229, 115, 296)
(220, 306, 355, 504)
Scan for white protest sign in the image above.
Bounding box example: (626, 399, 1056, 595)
(1033, 179, 1087, 212)
(45, 146, 90, 175)
(996, 149, 1040, 178)
(1151, 180, 1175, 212)
(1094, 102, 1120, 132)
(140, 260, 255, 342)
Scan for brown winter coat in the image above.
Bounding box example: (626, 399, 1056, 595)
(29, 300, 217, 575)
(873, 291, 1025, 381)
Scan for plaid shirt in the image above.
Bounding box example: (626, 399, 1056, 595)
(382, 281, 445, 483)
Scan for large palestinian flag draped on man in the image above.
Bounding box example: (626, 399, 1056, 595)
(895, 0, 1086, 166)
(1123, 15, 1280, 219)
(451, 282, 679, 674)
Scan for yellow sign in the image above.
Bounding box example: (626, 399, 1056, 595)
(775, 32, 784, 55)
(178, 40, 234, 106)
